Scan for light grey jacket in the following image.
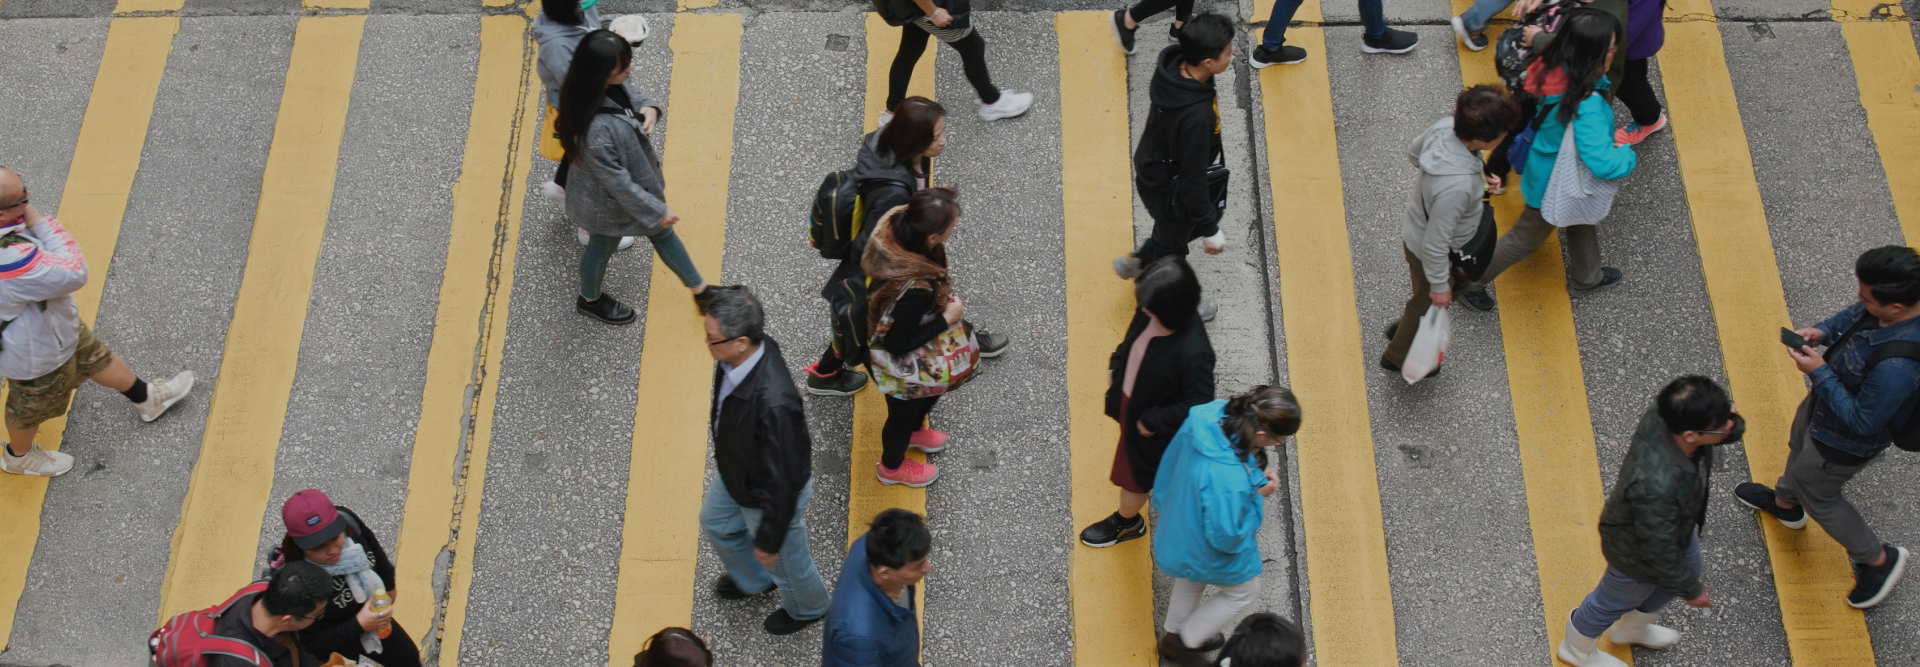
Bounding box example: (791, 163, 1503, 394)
(533, 6, 600, 107)
(565, 86, 669, 237)
(1401, 117, 1486, 293)
(0, 215, 88, 380)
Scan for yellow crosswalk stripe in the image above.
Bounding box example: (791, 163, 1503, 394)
(390, 14, 538, 664)
(1831, 0, 1920, 243)
(1446, 4, 1632, 663)
(605, 13, 743, 664)
(1251, 3, 1398, 664)
(1055, 11, 1155, 667)
(0, 10, 179, 652)
(112, 0, 183, 12)
(1660, 0, 1878, 662)
(154, 14, 366, 623)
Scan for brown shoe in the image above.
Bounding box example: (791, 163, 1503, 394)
(1158, 632, 1211, 667)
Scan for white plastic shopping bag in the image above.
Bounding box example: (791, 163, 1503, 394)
(1402, 305, 1450, 384)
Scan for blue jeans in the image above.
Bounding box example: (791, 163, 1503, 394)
(1569, 532, 1703, 638)
(578, 227, 704, 300)
(1456, 0, 1515, 32)
(699, 478, 829, 620)
(1261, 0, 1386, 49)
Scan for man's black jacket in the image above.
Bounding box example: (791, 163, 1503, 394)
(711, 337, 814, 553)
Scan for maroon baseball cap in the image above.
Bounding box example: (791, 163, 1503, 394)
(282, 489, 345, 550)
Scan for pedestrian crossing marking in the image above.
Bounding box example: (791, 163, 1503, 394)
(605, 13, 743, 665)
(0, 12, 178, 653)
(390, 13, 537, 665)
(1831, 2, 1920, 244)
(1252, 1, 1400, 664)
(112, 0, 183, 12)
(154, 14, 367, 624)
(1055, 11, 1157, 667)
(1660, 0, 1878, 662)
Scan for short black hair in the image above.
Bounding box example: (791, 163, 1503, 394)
(1220, 612, 1306, 667)
(260, 560, 331, 617)
(1453, 84, 1521, 144)
(1177, 13, 1236, 65)
(1856, 245, 1920, 307)
(1137, 257, 1203, 331)
(865, 509, 931, 570)
(1656, 375, 1733, 435)
(706, 286, 765, 345)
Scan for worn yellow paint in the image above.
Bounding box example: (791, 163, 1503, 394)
(113, 0, 184, 13)
(1661, 0, 1877, 663)
(0, 14, 176, 653)
(391, 14, 535, 662)
(1446, 7, 1633, 662)
(1055, 12, 1155, 667)
(1831, 0, 1910, 19)
(677, 0, 723, 10)
(604, 13, 741, 665)
(154, 15, 366, 623)
(1833, 12, 1920, 244)
(1252, 4, 1398, 664)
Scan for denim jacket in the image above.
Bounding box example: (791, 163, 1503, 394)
(1806, 302, 1920, 457)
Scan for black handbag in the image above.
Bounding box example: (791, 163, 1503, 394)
(1171, 150, 1230, 224)
(1450, 198, 1497, 282)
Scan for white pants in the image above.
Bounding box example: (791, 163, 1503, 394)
(1164, 576, 1263, 649)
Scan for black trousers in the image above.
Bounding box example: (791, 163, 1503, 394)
(1133, 188, 1218, 267)
(1617, 58, 1663, 127)
(1128, 0, 1194, 23)
(882, 394, 940, 469)
(889, 24, 999, 110)
(817, 344, 845, 376)
(306, 620, 423, 667)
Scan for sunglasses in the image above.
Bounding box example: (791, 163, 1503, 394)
(0, 196, 25, 210)
(707, 335, 743, 347)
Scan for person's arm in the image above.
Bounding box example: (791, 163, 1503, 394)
(1809, 356, 1920, 437)
(0, 215, 88, 304)
(1624, 483, 1704, 598)
(825, 634, 890, 667)
(880, 287, 950, 354)
(1812, 303, 1867, 344)
(750, 403, 811, 555)
(1197, 476, 1261, 554)
(628, 85, 663, 133)
(1137, 340, 1216, 436)
(1419, 182, 1480, 293)
(296, 608, 369, 654)
(1173, 112, 1219, 226)
(581, 123, 671, 227)
(1573, 97, 1638, 180)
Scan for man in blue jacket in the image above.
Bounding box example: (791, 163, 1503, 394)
(1737, 245, 1919, 609)
(822, 509, 930, 667)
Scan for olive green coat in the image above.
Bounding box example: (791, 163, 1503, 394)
(1596, 407, 1711, 598)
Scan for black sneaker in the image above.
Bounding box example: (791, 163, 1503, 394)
(1360, 27, 1419, 54)
(1079, 512, 1146, 548)
(1169, 22, 1183, 41)
(1460, 289, 1496, 311)
(804, 362, 868, 396)
(1733, 482, 1807, 530)
(1250, 44, 1308, 68)
(1110, 9, 1138, 55)
(1568, 267, 1624, 296)
(975, 327, 1011, 358)
(764, 608, 822, 635)
(577, 294, 636, 325)
(713, 574, 773, 601)
(1848, 545, 1908, 609)
(1195, 632, 1227, 652)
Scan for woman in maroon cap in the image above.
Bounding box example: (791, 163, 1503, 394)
(269, 488, 421, 667)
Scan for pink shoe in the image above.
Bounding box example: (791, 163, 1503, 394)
(908, 428, 949, 453)
(1614, 111, 1668, 146)
(876, 459, 940, 487)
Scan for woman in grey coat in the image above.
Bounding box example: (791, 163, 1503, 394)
(556, 30, 720, 325)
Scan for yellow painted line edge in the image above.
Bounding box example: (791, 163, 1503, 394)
(154, 15, 367, 623)
(1832, 15, 1920, 244)
(604, 13, 742, 665)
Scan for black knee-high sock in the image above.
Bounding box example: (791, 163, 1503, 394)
(120, 378, 147, 404)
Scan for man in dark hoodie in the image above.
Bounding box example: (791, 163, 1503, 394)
(1116, 12, 1234, 322)
(699, 287, 829, 635)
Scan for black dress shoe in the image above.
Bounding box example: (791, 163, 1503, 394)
(713, 575, 773, 601)
(577, 294, 636, 325)
(765, 608, 822, 635)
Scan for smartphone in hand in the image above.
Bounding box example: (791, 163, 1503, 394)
(1781, 327, 1811, 350)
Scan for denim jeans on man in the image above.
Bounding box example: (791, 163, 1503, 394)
(699, 478, 830, 620)
(1571, 532, 1702, 637)
(1455, 0, 1516, 32)
(1261, 0, 1387, 49)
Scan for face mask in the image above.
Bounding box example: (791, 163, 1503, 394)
(579, 0, 598, 9)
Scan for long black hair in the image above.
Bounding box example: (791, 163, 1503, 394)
(556, 30, 632, 162)
(542, 0, 585, 26)
(1538, 7, 1616, 125)
(878, 97, 945, 177)
(893, 187, 960, 256)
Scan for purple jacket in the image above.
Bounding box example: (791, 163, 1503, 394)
(1625, 0, 1665, 60)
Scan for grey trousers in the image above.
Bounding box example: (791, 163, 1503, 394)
(1776, 396, 1886, 564)
(1569, 532, 1703, 638)
(1463, 206, 1603, 292)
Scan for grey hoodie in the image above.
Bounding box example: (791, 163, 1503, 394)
(533, 6, 601, 107)
(1402, 117, 1486, 293)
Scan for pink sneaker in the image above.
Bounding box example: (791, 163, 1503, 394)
(908, 428, 949, 453)
(876, 459, 940, 487)
(1614, 111, 1668, 146)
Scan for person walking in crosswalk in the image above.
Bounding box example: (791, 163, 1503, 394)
(1105, 0, 1193, 55)
(1556, 376, 1742, 667)
(534, 0, 646, 250)
(870, 0, 1033, 124)
(0, 167, 194, 477)
(268, 489, 421, 667)
(821, 509, 932, 667)
(556, 31, 724, 325)
(1249, 0, 1420, 67)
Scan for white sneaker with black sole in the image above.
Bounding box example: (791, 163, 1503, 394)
(1250, 44, 1308, 68)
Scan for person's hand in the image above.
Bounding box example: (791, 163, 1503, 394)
(943, 294, 965, 325)
(1796, 327, 1824, 346)
(1432, 290, 1453, 309)
(754, 549, 779, 567)
(640, 107, 660, 134)
(1521, 25, 1544, 47)
(1485, 173, 1503, 192)
(1788, 343, 1825, 374)
(1202, 234, 1226, 255)
(1257, 466, 1280, 497)
(1137, 421, 1155, 437)
(658, 206, 680, 228)
(1511, 0, 1544, 18)
(356, 598, 394, 632)
(1685, 589, 1712, 608)
(18, 203, 41, 227)
(931, 7, 953, 27)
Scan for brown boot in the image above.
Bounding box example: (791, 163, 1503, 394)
(1157, 632, 1211, 667)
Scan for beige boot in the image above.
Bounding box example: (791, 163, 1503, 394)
(1555, 616, 1629, 667)
(1609, 610, 1679, 650)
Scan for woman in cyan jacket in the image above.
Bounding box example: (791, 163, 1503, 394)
(1151, 386, 1301, 667)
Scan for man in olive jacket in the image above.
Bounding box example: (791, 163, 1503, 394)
(1557, 376, 1744, 667)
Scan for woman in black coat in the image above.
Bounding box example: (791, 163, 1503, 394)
(1080, 257, 1216, 548)
(270, 489, 421, 667)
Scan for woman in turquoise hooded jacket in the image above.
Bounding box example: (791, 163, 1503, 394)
(1150, 386, 1302, 666)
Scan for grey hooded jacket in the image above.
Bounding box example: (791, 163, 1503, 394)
(1401, 116, 1486, 293)
(533, 6, 600, 107)
(564, 86, 668, 238)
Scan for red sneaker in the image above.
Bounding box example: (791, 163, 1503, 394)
(876, 459, 940, 487)
(1614, 112, 1668, 146)
(908, 428, 949, 453)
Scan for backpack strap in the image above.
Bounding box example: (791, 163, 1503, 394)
(1823, 312, 1878, 364)
(1863, 340, 1920, 374)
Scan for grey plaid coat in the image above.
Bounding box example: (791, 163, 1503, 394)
(565, 85, 668, 238)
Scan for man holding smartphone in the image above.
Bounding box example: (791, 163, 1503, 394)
(1737, 245, 1920, 610)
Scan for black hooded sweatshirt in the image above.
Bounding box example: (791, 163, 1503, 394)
(1133, 44, 1223, 227)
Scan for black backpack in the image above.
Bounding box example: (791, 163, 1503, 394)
(809, 172, 912, 260)
(1825, 318, 1920, 452)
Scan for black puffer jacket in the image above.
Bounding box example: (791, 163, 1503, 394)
(1133, 44, 1222, 226)
(1596, 408, 1738, 598)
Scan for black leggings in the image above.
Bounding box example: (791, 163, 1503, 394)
(1617, 58, 1663, 127)
(882, 394, 940, 469)
(889, 25, 999, 110)
(817, 343, 845, 376)
(1127, 0, 1194, 23)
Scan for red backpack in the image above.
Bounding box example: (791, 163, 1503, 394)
(149, 582, 274, 667)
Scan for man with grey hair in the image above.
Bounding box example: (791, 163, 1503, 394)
(0, 167, 194, 477)
(698, 286, 828, 635)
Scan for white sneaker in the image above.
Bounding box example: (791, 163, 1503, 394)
(877, 110, 894, 129)
(577, 229, 637, 250)
(540, 180, 565, 204)
(1, 444, 74, 477)
(135, 371, 196, 423)
(1199, 297, 1218, 323)
(1608, 610, 1679, 650)
(1555, 617, 1629, 667)
(978, 90, 1033, 121)
(609, 15, 650, 45)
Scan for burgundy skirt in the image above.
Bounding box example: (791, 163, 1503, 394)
(1108, 395, 1148, 494)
